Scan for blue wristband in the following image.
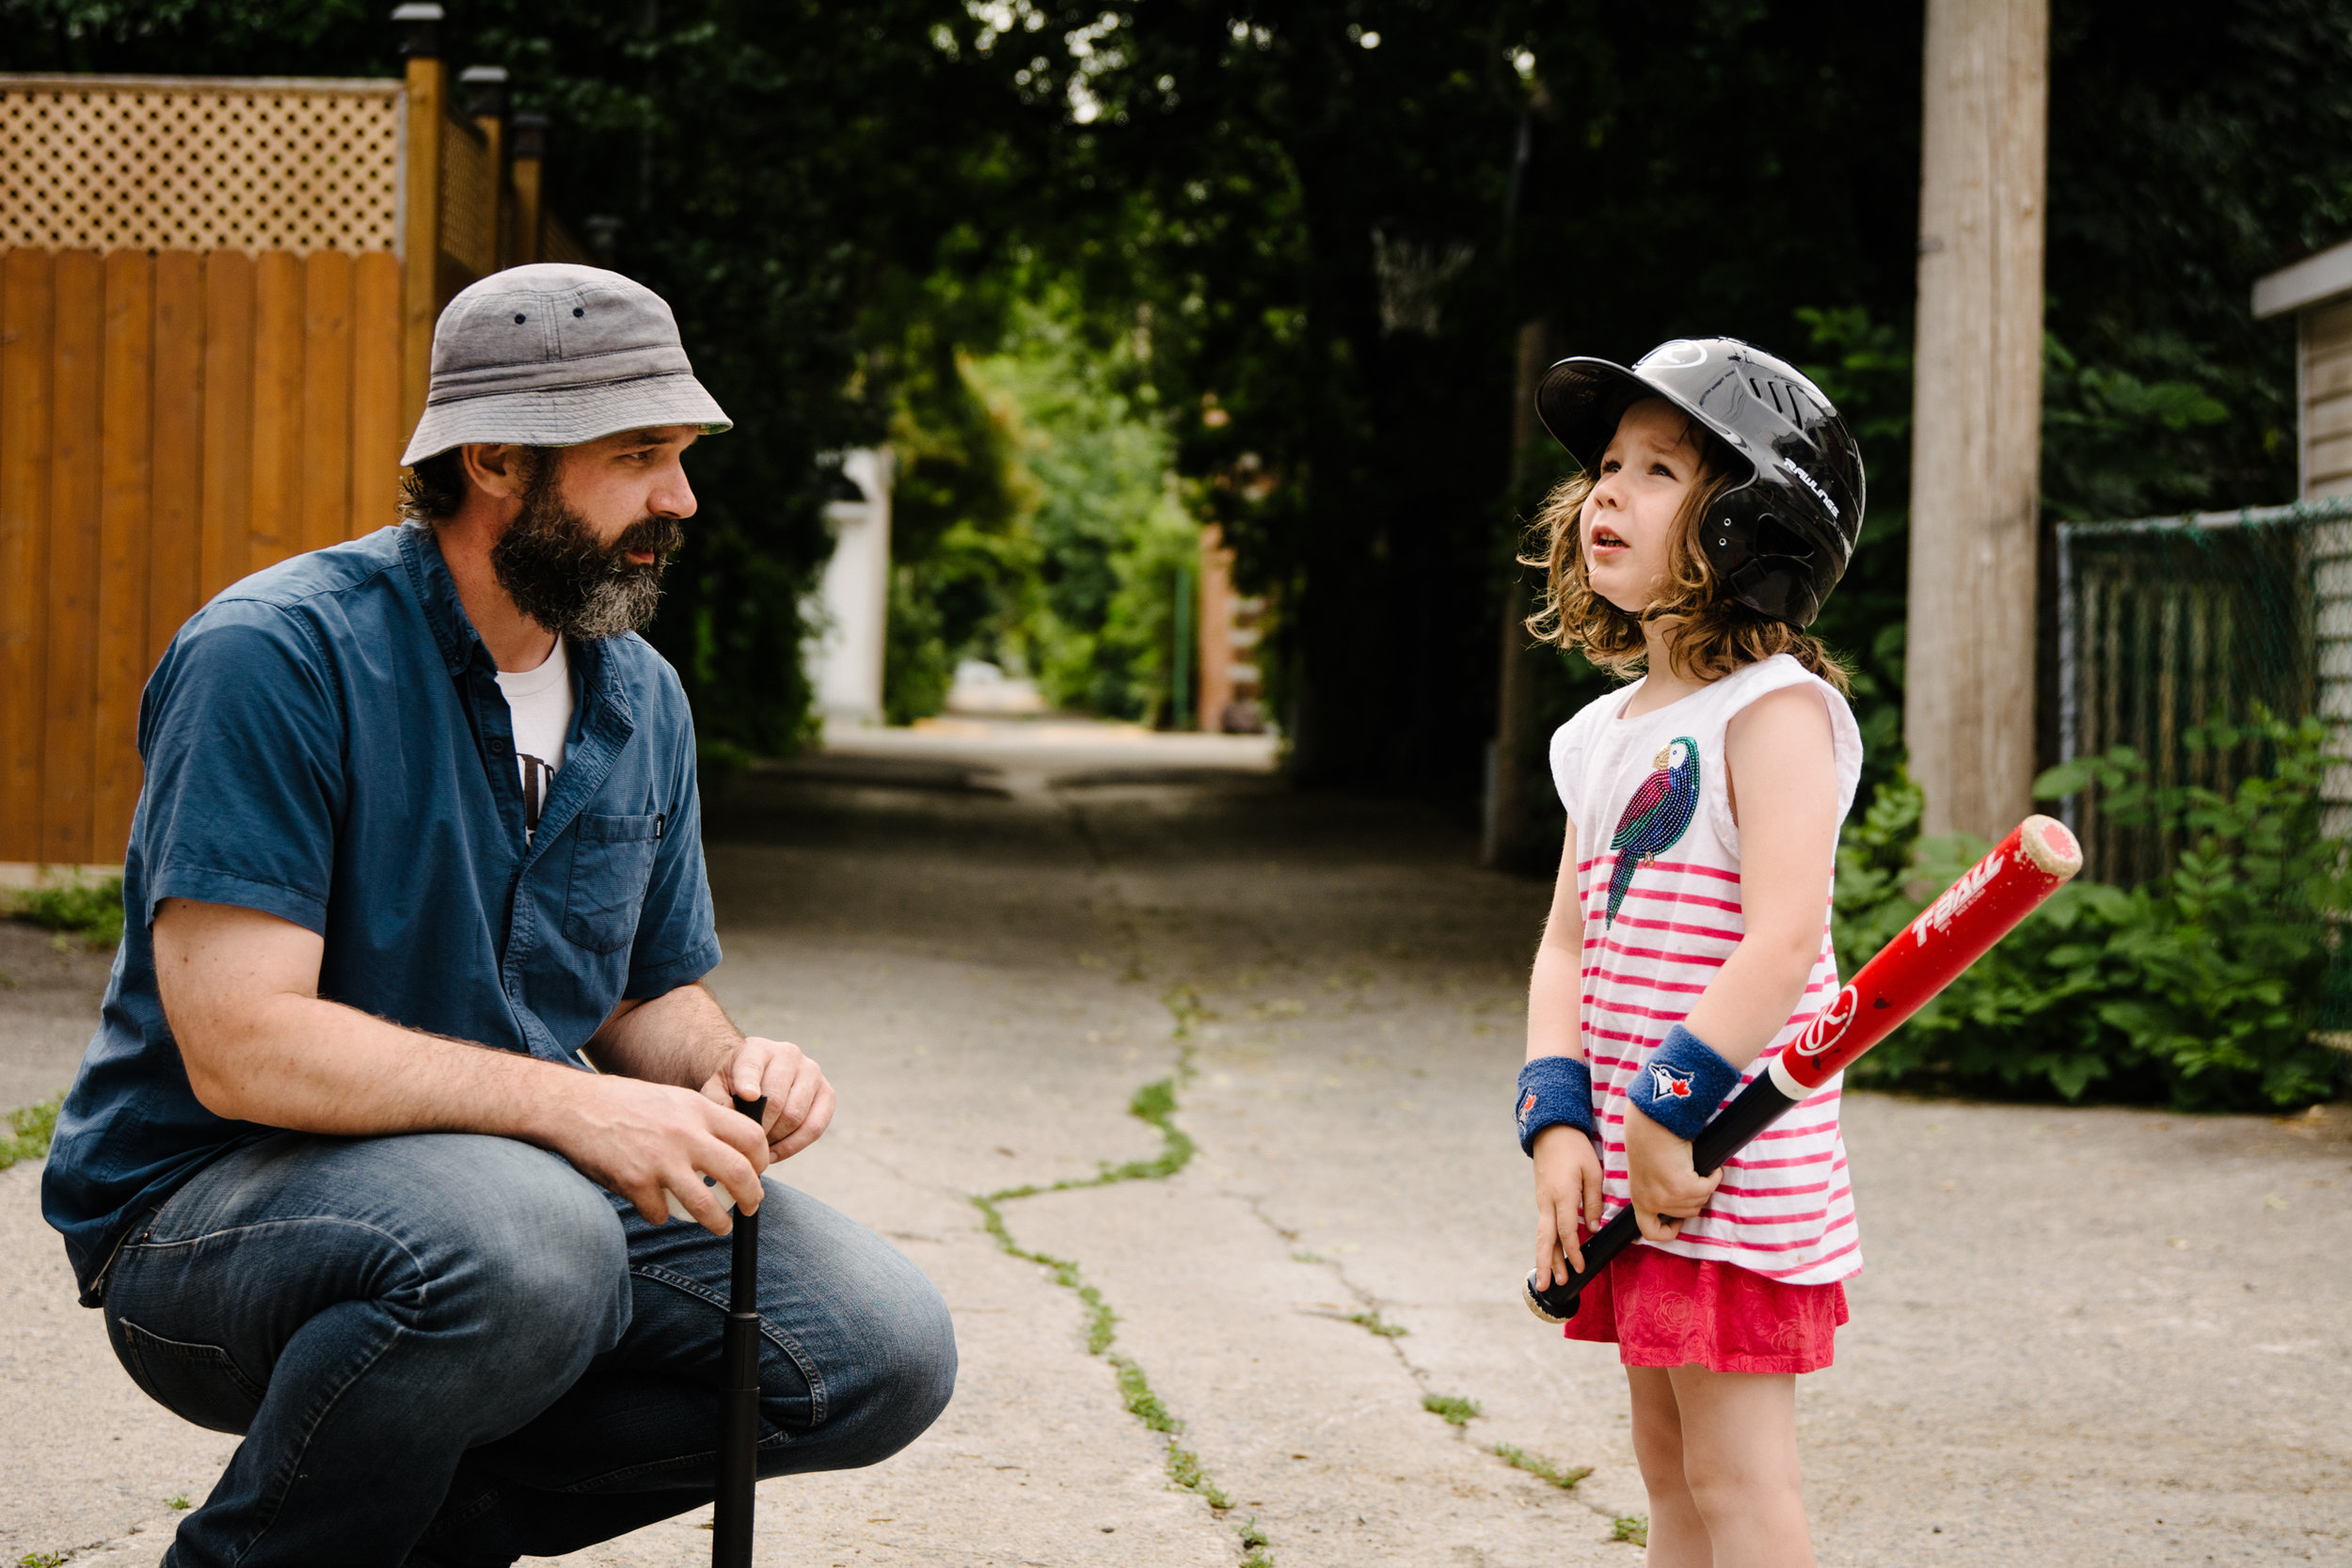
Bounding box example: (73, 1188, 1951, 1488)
(1627, 1023, 1740, 1141)
(1517, 1055, 1597, 1156)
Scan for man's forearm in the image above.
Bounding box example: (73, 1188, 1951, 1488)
(188, 990, 587, 1141)
(587, 983, 742, 1089)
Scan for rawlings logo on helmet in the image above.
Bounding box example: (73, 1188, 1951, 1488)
(1779, 455, 1840, 520)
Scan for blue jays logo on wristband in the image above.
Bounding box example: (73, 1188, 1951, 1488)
(1518, 1090, 1538, 1135)
(1645, 1063, 1694, 1102)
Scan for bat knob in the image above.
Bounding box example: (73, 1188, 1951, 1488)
(1523, 1268, 1581, 1325)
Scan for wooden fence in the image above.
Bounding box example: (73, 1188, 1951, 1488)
(1, 28, 592, 867)
(0, 245, 401, 863)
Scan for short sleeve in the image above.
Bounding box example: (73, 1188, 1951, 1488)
(135, 605, 346, 934)
(621, 720, 720, 998)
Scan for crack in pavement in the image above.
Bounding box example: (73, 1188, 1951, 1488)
(958, 792, 1273, 1565)
(1232, 1188, 1625, 1533)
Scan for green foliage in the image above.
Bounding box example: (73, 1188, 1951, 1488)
(0, 1097, 61, 1173)
(1422, 1394, 1480, 1426)
(11, 877, 124, 950)
(1491, 1443, 1593, 1491)
(1611, 1516, 1649, 1548)
(883, 291, 1207, 725)
(2042, 332, 2232, 521)
(1835, 719, 2352, 1110)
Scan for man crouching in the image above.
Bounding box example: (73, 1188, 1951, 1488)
(40, 264, 954, 1565)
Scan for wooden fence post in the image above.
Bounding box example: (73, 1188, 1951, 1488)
(460, 66, 508, 272)
(509, 113, 548, 268)
(1904, 0, 2051, 840)
(396, 3, 445, 440)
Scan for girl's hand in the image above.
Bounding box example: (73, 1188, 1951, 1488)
(1532, 1124, 1605, 1287)
(1625, 1105, 1723, 1242)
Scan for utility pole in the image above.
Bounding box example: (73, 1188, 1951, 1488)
(1904, 0, 2050, 840)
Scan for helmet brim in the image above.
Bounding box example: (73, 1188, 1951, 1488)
(1533, 357, 1659, 471)
(1534, 355, 1756, 480)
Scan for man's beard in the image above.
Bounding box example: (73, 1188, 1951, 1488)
(489, 464, 684, 641)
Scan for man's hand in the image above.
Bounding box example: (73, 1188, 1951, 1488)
(1624, 1103, 1723, 1243)
(1532, 1123, 1605, 1287)
(545, 1072, 770, 1234)
(702, 1037, 834, 1160)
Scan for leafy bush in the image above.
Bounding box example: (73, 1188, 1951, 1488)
(11, 876, 124, 950)
(1835, 717, 2350, 1110)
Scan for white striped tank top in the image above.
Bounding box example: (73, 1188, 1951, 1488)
(1548, 653, 1865, 1287)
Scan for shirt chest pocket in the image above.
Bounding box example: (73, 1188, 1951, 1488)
(563, 812, 663, 954)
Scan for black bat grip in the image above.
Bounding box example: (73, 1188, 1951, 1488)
(712, 1094, 766, 1568)
(1524, 1073, 1799, 1323)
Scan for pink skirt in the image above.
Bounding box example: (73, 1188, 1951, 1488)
(1564, 1242, 1849, 1374)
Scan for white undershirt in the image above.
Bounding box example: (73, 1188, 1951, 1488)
(495, 640, 574, 838)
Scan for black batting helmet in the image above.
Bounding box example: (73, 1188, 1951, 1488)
(1533, 337, 1866, 627)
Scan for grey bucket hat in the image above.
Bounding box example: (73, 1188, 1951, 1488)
(400, 263, 731, 466)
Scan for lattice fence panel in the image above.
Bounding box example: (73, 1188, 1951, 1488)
(0, 79, 400, 255)
(438, 120, 496, 277)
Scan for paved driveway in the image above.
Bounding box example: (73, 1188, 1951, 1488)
(3, 722, 2346, 1565)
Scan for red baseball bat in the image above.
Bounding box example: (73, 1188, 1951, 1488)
(1526, 814, 2083, 1322)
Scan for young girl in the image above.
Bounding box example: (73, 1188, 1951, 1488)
(1512, 339, 1867, 1567)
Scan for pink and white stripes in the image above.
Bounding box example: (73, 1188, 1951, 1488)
(1549, 656, 1866, 1288)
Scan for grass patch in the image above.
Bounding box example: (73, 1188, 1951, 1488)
(0, 1096, 61, 1173)
(22, 1553, 68, 1567)
(1422, 1394, 1481, 1426)
(1611, 1514, 1648, 1546)
(1493, 1442, 1592, 1490)
(167, 1493, 191, 1509)
(1109, 1354, 1175, 1433)
(11, 875, 124, 949)
(1167, 1442, 1232, 1509)
(1344, 1308, 1407, 1338)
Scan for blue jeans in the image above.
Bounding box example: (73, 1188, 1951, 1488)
(99, 1132, 957, 1567)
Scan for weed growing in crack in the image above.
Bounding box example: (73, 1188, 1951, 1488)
(1344, 1308, 1408, 1338)
(1109, 1354, 1175, 1432)
(970, 992, 1267, 1560)
(1167, 1443, 1232, 1508)
(1422, 1394, 1481, 1426)
(1289, 1248, 1322, 1263)
(969, 1197, 1120, 1352)
(1612, 1514, 1649, 1546)
(22, 1553, 68, 1567)
(1162, 982, 1211, 1039)
(1492, 1443, 1592, 1490)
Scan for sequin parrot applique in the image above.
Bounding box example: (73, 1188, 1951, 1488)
(1605, 736, 1701, 927)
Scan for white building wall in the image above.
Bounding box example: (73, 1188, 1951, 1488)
(807, 448, 893, 726)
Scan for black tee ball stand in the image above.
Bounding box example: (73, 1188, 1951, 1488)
(712, 1095, 766, 1568)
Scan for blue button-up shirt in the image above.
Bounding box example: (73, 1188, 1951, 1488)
(42, 524, 720, 1301)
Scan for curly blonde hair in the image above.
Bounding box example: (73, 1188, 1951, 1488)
(1519, 428, 1850, 693)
